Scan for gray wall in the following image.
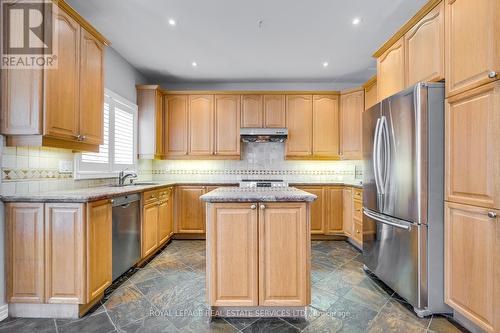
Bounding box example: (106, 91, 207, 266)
(105, 47, 147, 103)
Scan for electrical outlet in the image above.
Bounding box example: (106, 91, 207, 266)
(58, 160, 73, 174)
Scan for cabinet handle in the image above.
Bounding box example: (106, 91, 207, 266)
(260, 204, 266, 210)
(250, 204, 256, 210)
(80, 135, 86, 141)
(488, 71, 498, 79)
(110, 199, 114, 204)
(488, 211, 497, 219)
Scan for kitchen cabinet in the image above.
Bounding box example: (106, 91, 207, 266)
(86, 200, 112, 302)
(296, 187, 324, 234)
(6, 203, 45, 303)
(325, 187, 343, 234)
(259, 202, 309, 306)
(340, 89, 364, 160)
(404, 1, 444, 87)
(215, 95, 241, 156)
(175, 186, 207, 234)
(445, 81, 500, 209)
(1, 3, 108, 152)
(444, 202, 499, 333)
(377, 37, 405, 101)
(207, 203, 259, 306)
(142, 200, 159, 258)
(44, 203, 85, 304)
(264, 95, 286, 128)
(364, 76, 378, 110)
(445, 0, 500, 97)
(286, 95, 313, 157)
(241, 95, 263, 128)
(165, 95, 188, 157)
(137, 85, 164, 159)
(158, 188, 174, 245)
(189, 95, 214, 155)
(351, 189, 364, 246)
(342, 188, 353, 237)
(312, 95, 340, 158)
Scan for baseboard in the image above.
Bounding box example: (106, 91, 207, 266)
(0, 304, 8, 321)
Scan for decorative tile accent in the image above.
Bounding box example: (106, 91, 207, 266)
(2, 169, 73, 181)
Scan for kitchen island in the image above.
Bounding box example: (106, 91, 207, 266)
(200, 186, 317, 317)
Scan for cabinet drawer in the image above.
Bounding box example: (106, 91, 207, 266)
(353, 200, 363, 221)
(353, 221, 363, 243)
(143, 190, 160, 204)
(352, 188, 363, 201)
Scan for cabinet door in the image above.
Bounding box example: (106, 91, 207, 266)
(405, 2, 444, 87)
(259, 202, 309, 306)
(165, 95, 188, 156)
(241, 95, 263, 128)
(176, 186, 206, 233)
(342, 188, 353, 237)
(445, 0, 500, 97)
(264, 95, 286, 128)
(207, 203, 258, 306)
(286, 95, 313, 157)
(142, 202, 159, 258)
(340, 90, 364, 160)
(215, 95, 240, 156)
(158, 191, 173, 245)
(45, 203, 84, 304)
(445, 82, 500, 209)
(86, 200, 112, 302)
(313, 95, 340, 158)
(6, 203, 44, 303)
(44, 9, 80, 141)
(325, 187, 343, 234)
(364, 78, 378, 110)
(189, 95, 214, 155)
(296, 187, 324, 234)
(445, 202, 499, 333)
(377, 38, 405, 101)
(79, 29, 105, 145)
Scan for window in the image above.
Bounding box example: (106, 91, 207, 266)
(75, 89, 138, 179)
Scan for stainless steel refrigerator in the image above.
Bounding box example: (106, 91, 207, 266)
(362, 82, 451, 317)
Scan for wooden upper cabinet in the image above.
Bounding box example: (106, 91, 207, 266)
(263, 95, 286, 128)
(165, 95, 188, 157)
(215, 95, 241, 156)
(45, 203, 85, 304)
(312, 95, 340, 158)
(6, 203, 45, 304)
(445, 81, 500, 209)
(44, 9, 80, 141)
(364, 76, 378, 110)
(340, 90, 364, 160)
(207, 203, 258, 306)
(286, 95, 313, 157)
(404, 2, 444, 87)
(79, 30, 104, 145)
(241, 95, 263, 127)
(176, 186, 206, 233)
(325, 187, 343, 234)
(86, 200, 112, 303)
(445, 202, 499, 333)
(377, 37, 405, 101)
(259, 203, 309, 306)
(189, 95, 214, 155)
(137, 86, 163, 159)
(445, 0, 500, 97)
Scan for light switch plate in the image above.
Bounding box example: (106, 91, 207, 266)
(58, 160, 73, 174)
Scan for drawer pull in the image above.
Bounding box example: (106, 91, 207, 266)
(488, 71, 497, 79)
(260, 204, 266, 210)
(488, 211, 497, 219)
(250, 204, 256, 210)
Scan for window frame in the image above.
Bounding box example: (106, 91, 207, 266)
(74, 89, 138, 180)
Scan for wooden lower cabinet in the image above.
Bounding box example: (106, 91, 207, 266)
(445, 202, 500, 333)
(86, 199, 112, 302)
(207, 203, 258, 306)
(342, 188, 353, 236)
(325, 187, 343, 234)
(295, 187, 324, 234)
(259, 203, 309, 306)
(175, 186, 207, 233)
(158, 188, 174, 245)
(142, 201, 159, 258)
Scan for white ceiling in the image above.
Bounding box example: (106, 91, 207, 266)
(66, 0, 427, 87)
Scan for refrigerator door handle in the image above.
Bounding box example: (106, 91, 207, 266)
(363, 208, 411, 230)
(373, 118, 382, 194)
(381, 115, 391, 193)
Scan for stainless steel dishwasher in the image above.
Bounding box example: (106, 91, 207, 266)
(112, 194, 141, 280)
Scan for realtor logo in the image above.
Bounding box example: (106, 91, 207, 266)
(1, 0, 58, 68)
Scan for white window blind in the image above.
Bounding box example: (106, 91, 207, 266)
(75, 89, 137, 179)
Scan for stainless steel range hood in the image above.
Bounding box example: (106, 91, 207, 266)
(240, 128, 288, 143)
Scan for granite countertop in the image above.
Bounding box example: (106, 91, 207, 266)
(0, 180, 361, 203)
(200, 187, 317, 203)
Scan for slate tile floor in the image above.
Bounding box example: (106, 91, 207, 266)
(0, 240, 469, 333)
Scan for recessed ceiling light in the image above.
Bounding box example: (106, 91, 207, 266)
(322, 62, 329, 67)
(168, 18, 176, 26)
(191, 61, 198, 67)
(352, 17, 361, 25)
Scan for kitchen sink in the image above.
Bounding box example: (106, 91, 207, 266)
(109, 182, 159, 187)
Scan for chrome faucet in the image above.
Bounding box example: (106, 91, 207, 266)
(118, 170, 138, 186)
